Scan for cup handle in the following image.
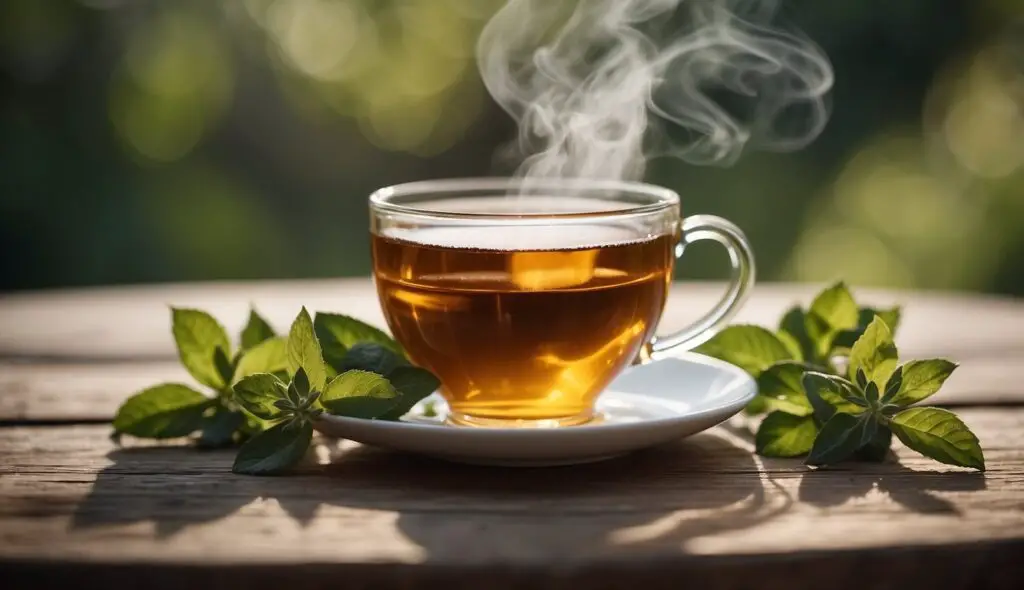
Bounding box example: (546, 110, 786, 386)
(645, 214, 755, 360)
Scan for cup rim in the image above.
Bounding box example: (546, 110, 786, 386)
(368, 177, 679, 220)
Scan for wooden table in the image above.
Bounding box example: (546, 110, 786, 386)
(2, 280, 1023, 589)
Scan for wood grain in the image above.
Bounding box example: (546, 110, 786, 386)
(0, 360, 188, 422)
(1, 281, 1023, 588)
(1, 410, 1021, 584)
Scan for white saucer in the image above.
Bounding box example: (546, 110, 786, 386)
(314, 352, 756, 467)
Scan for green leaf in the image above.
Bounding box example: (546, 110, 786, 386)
(241, 308, 276, 350)
(314, 312, 403, 372)
(882, 365, 903, 401)
(213, 347, 235, 388)
(855, 368, 869, 391)
(860, 413, 880, 445)
(232, 420, 313, 475)
(809, 282, 859, 332)
(848, 316, 899, 390)
(889, 407, 985, 471)
(804, 311, 836, 360)
(756, 361, 813, 416)
(869, 306, 902, 334)
(113, 383, 212, 439)
(287, 307, 327, 391)
(238, 412, 270, 436)
(834, 306, 902, 350)
(779, 307, 816, 362)
(801, 282, 859, 358)
(802, 372, 866, 423)
(806, 413, 869, 467)
(292, 367, 311, 399)
(378, 366, 442, 420)
(197, 406, 245, 449)
(744, 395, 770, 415)
(171, 308, 232, 389)
(320, 370, 400, 419)
(775, 329, 804, 362)
(339, 342, 409, 376)
(234, 373, 287, 421)
(232, 337, 288, 383)
(855, 427, 893, 462)
(755, 412, 817, 457)
(864, 381, 880, 405)
(885, 359, 958, 406)
(421, 399, 438, 418)
(694, 325, 794, 376)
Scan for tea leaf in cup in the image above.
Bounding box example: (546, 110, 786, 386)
(171, 308, 232, 390)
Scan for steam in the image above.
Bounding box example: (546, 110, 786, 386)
(477, 0, 834, 183)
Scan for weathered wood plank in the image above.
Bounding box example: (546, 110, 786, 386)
(3, 280, 1024, 361)
(2, 282, 1023, 587)
(0, 361, 188, 422)
(1, 409, 1021, 576)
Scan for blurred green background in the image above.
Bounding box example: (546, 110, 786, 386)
(2, 0, 1023, 294)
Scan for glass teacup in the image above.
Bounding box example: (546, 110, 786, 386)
(369, 178, 753, 427)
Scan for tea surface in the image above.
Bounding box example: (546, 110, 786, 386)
(372, 228, 674, 424)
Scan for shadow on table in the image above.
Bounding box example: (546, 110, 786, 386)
(70, 429, 788, 555)
(315, 430, 790, 559)
(70, 447, 254, 537)
(795, 459, 987, 514)
(721, 419, 988, 515)
(68, 428, 988, 555)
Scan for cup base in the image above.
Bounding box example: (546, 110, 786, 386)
(446, 410, 598, 429)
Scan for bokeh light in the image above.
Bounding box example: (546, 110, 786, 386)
(789, 18, 1024, 292)
(109, 9, 234, 162)
(2, 0, 1024, 295)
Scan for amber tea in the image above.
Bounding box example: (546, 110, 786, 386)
(372, 227, 674, 426)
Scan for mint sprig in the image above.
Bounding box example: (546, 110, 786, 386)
(112, 307, 284, 448)
(111, 305, 441, 476)
(696, 282, 984, 471)
(229, 308, 438, 475)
